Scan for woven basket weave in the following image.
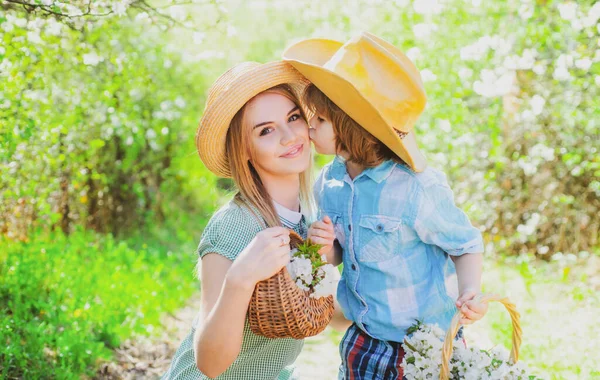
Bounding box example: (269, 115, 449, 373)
(247, 231, 335, 339)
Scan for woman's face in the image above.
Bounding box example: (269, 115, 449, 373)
(308, 113, 337, 155)
(246, 92, 311, 178)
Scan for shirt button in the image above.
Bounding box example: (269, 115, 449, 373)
(351, 264, 357, 270)
(348, 224, 352, 231)
(376, 224, 383, 232)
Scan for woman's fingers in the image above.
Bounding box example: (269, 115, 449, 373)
(263, 226, 290, 238)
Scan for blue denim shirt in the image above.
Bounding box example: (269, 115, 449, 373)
(315, 156, 484, 343)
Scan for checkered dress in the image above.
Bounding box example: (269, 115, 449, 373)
(162, 200, 307, 380)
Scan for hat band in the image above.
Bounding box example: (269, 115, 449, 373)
(393, 129, 408, 140)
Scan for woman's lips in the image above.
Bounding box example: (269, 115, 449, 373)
(281, 143, 304, 158)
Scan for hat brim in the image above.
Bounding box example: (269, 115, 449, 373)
(197, 61, 309, 178)
(283, 39, 426, 172)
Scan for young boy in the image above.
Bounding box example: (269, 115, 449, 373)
(285, 33, 488, 379)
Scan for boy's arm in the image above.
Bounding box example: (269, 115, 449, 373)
(451, 252, 482, 297)
(451, 253, 487, 325)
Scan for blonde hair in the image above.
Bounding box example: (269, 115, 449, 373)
(226, 84, 314, 227)
(303, 84, 405, 168)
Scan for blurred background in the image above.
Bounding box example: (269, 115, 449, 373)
(0, 0, 598, 378)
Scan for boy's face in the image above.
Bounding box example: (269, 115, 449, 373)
(308, 113, 337, 155)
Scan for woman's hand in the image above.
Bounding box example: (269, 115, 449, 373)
(308, 216, 336, 257)
(226, 226, 291, 288)
(456, 289, 489, 325)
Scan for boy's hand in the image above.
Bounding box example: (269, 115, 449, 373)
(456, 289, 488, 325)
(307, 216, 335, 259)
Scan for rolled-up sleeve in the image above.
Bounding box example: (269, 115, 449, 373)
(413, 180, 484, 256)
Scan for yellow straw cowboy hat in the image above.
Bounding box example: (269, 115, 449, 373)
(283, 32, 427, 172)
(196, 61, 309, 178)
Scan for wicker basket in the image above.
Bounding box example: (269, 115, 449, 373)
(439, 294, 522, 380)
(247, 231, 335, 339)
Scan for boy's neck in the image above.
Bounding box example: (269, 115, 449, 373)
(339, 152, 365, 180)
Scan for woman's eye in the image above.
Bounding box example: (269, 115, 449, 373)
(259, 127, 273, 136)
(317, 117, 325, 122)
(288, 114, 301, 122)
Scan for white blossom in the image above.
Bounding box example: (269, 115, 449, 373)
(420, 69, 437, 82)
(412, 23, 437, 40)
(402, 322, 536, 379)
(112, 1, 130, 17)
(413, 0, 444, 15)
(473, 69, 516, 98)
(460, 35, 511, 62)
(83, 52, 103, 66)
(174, 97, 187, 108)
(311, 264, 337, 299)
(145, 129, 157, 139)
(438, 119, 451, 132)
(518, 2, 534, 20)
(406, 47, 421, 62)
(530, 95, 545, 116)
(557, 2, 578, 21)
(575, 58, 592, 71)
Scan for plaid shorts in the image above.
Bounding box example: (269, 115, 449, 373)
(338, 324, 465, 380)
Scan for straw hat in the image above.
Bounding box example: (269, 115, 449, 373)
(196, 61, 309, 178)
(283, 32, 428, 171)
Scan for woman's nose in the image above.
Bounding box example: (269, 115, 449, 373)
(280, 124, 296, 146)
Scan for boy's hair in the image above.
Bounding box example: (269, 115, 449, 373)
(302, 84, 405, 168)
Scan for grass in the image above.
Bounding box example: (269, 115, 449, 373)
(0, 225, 202, 379)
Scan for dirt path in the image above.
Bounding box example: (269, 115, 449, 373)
(95, 292, 342, 379)
(95, 294, 201, 379)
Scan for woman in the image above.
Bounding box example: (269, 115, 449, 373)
(162, 61, 314, 379)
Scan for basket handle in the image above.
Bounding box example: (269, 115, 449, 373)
(439, 294, 522, 380)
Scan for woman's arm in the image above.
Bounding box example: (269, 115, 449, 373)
(193, 227, 292, 377)
(193, 254, 253, 378)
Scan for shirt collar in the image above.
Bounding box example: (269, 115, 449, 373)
(362, 160, 397, 183)
(330, 155, 397, 184)
(273, 200, 303, 225)
(330, 155, 348, 181)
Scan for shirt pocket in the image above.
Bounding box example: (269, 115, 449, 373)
(357, 215, 401, 262)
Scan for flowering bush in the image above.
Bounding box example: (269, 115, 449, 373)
(286, 240, 338, 299)
(401, 321, 539, 380)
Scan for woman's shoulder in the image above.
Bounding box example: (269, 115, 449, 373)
(207, 199, 263, 229)
(198, 199, 264, 260)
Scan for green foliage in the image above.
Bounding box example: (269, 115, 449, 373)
(0, 7, 221, 239)
(0, 228, 198, 378)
